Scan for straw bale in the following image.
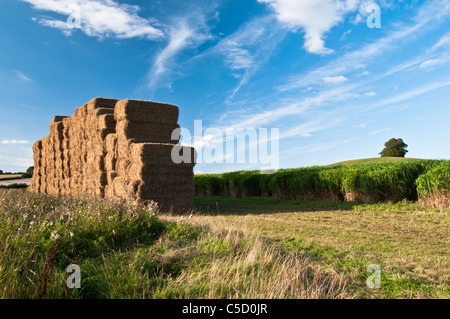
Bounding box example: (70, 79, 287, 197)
(87, 97, 118, 113)
(104, 153, 117, 172)
(129, 143, 196, 163)
(115, 99, 179, 124)
(115, 120, 179, 143)
(105, 134, 118, 153)
(93, 107, 115, 117)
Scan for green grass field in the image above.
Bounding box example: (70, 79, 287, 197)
(1, 189, 448, 299)
(0, 189, 348, 299)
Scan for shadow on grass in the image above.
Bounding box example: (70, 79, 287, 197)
(193, 195, 362, 215)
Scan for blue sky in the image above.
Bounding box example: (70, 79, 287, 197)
(1, 0, 450, 173)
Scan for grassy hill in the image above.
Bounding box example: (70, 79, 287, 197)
(330, 157, 424, 166)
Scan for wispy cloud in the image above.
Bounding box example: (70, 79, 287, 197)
(432, 32, 450, 51)
(14, 70, 32, 82)
(147, 23, 199, 90)
(1, 140, 30, 144)
(22, 0, 164, 39)
(365, 79, 450, 110)
(419, 57, 450, 69)
(289, 139, 352, 154)
(222, 47, 254, 71)
(146, 6, 217, 92)
(210, 16, 287, 100)
(280, 117, 343, 139)
(340, 29, 352, 41)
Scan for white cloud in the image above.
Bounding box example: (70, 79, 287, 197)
(257, 0, 378, 54)
(323, 75, 348, 84)
(22, 0, 164, 40)
(280, 0, 450, 91)
(1, 140, 30, 144)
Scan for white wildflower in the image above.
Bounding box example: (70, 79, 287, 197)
(51, 230, 59, 240)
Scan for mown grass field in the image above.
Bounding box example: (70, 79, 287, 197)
(189, 196, 450, 299)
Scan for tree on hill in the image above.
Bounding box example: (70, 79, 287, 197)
(379, 138, 408, 157)
(0, 170, 3, 174)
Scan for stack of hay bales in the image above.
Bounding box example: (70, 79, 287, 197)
(31, 97, 196, 212)
(83, 98, 117, 197)
(109, 99, 195, 211)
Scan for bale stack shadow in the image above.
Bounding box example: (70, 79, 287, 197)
(31, 97, 196, 213)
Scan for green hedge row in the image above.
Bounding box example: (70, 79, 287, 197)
(0, 183, 29, 189)
(194, 160, 448, 203)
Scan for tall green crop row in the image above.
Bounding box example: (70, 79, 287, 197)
(341, 162, 427, 202)
(194, 160, 449, 206)
(416, 161, 450, 209)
